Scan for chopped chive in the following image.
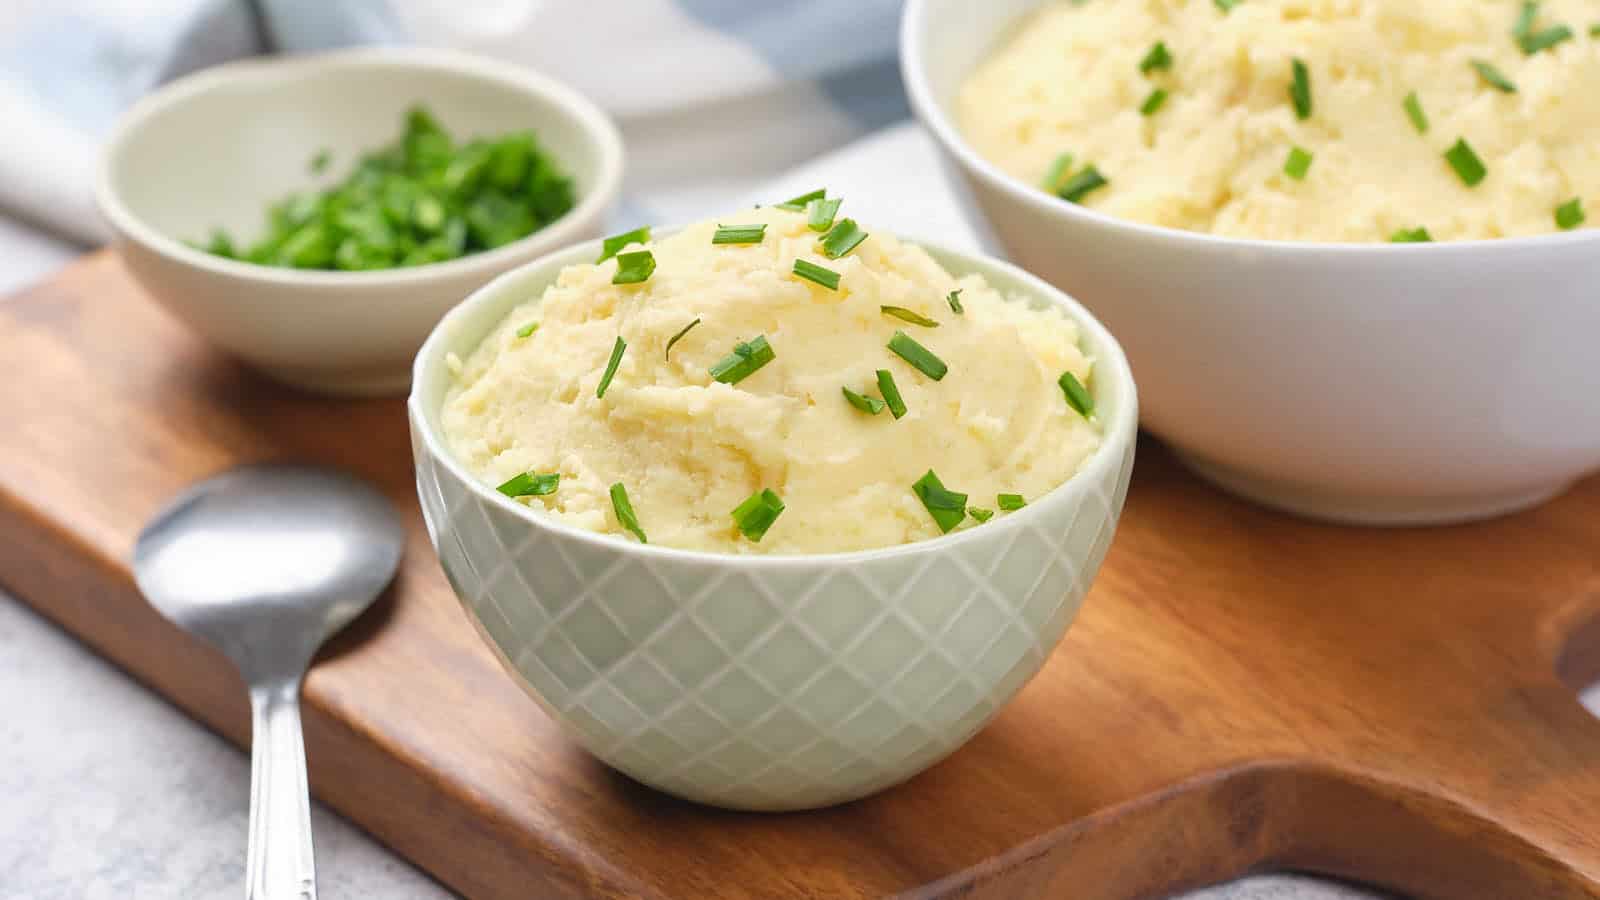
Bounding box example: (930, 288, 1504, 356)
(612, 250, 656, 284)
(1389, 227, 1433, 243)
(1283, 146, 1314, 180)
(1139, 88, 1169, 116)
(912, 470, 967, 533)
(1057, 166, 1108, 204)
(946, 289, 964, 314)
(807, 197, 842, 232)
(1058, 371, 1095, 418)
(1139, 42, 1173, 74)
(515, 321, 539, 338)
(596, 336, 626, 398)
(1042, 153, 1075, 192)
(1555, 197, 1586, 230)
(887, 330, 947, 381)
(731, 488, 785, 542)
(1520, 24, 1573, 53)
(793, 258, 841, 290)
(842, 386, 886, 415)
(997, 493, 1027, 511)
(664, 318, 700, 359)
(309, 149, 332, 174)
(1471, 60, 1517, 93)
(1514, 1, 1539, 40)
(609, 483, 646, 543)
(881, 305, 939, 327)
(1591, 23, 1600, 37)
(967, 507, 994, 523)
(876, 369, 907, 419)
(712, 223, 767, 244)
(598, 227, 650, 263)
(1403, 91, 1429, 134)
(496, 471, 559, 498)
(775, 188, 825, 211)
(1214, 0, 1240, 12)
(1289, 59, 1312, 119)
(819, 219, 868, 258)
(1444, 138, 1488, 187)
(709, 335, 775, 384)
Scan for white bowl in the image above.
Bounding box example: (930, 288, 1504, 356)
(408, 233, 1138, 811)
(97, 48, 623, 396)
(902, 0, 1600, 525)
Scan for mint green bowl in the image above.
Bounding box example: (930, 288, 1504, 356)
(408, 233, 1138, 811)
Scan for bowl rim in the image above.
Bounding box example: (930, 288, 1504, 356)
(899, 0, 1600, 255)
(94, 46, 625, 288)
(408, 226, 1140, 568)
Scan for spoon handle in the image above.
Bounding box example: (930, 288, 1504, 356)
(246, 681, 317, 900)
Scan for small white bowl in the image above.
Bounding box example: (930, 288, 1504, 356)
(408, 233, 1138, 811)
(97, 48, 623, 396)
(903, 0, 1600, 525)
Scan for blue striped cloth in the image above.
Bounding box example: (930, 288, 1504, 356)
(0, 0, 907, 243)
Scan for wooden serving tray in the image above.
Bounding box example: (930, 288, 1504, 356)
(5, 252, 1600, 899)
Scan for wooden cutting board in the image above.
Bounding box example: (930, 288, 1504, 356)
(5, 252, 1600, 899)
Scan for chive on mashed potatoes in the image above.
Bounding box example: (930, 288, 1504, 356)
(959, 0, 1599, 241)
(441, 199, 1102, 554)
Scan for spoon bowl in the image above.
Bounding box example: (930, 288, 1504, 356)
(133, 464, 403, 899)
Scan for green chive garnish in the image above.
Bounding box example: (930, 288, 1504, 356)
(496, 471, 559, 498)
(1289, 59, 1312, 119)
(1059, 371, 1094, 418)
(775, 188, 826, 211)
(997, 493, 1027, 511)
(712, 223, 767, 244)
(515, 321, 539, 338)
(881, 306, 939, 327)
(1444, 138, 1488, 187)
(1472, 60, 1517, 93)
(1403, 91, 1429, 134)
(807, 197, 842, 232)
(1390, 227, 1433, 243)
(967, 507, 994, 523)
(598, 227, 650, 263)
(609, 483, 646, 543)
(709, 335, 775, 384)
(912, 470, 967, 534)
(793, 258, 841, 290)
(1514, 1, 1540, 40)
(1140, 88, 1169, 116)
(946, 289, 964, 314)
(1556, 197, 1586, 230)
(596, 336, 626, 398)
(1283, 146, 1314, 180)
(1521, 24, 1573, 53)
(1139, 42, 1173, 74)
(1214, 0, 1240, 12)
(842, 386, 886, 415)
(1057, 166, 1108, 204)
(730, 488, 785, 542)
(664, 318, 700, 359)
(887, 330, 947, 381)
(876, 369, 907, 419)
(612, 250, 655, 284)
(1042, 153, 1075, 192)
(819, 219, 868, 258)
(1591, 23, 1600, 37)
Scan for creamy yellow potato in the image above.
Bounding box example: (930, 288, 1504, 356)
(959, 0, 1600, 241)
(442, 206, 1101, 554)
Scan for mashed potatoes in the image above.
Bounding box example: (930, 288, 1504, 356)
(441, 206, 1101, 554)
(959, 0, 1600, 241)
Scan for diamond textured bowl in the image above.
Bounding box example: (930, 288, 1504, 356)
(97, 48, 623, 397)
(408, 235, 1138, 811)
(903, 0, 1600, 525)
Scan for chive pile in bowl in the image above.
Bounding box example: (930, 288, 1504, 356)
(195, 106, 575, 270)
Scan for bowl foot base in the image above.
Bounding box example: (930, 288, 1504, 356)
(1174, 452, 1573, 526)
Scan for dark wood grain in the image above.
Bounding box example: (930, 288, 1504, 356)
(3, 251, 1599, 899)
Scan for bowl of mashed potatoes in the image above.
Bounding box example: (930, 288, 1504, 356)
(409, 203, 1137, 810)
(904, 0, 1600, 523)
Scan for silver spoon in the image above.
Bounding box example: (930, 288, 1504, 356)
(133, 464, 404, 900)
